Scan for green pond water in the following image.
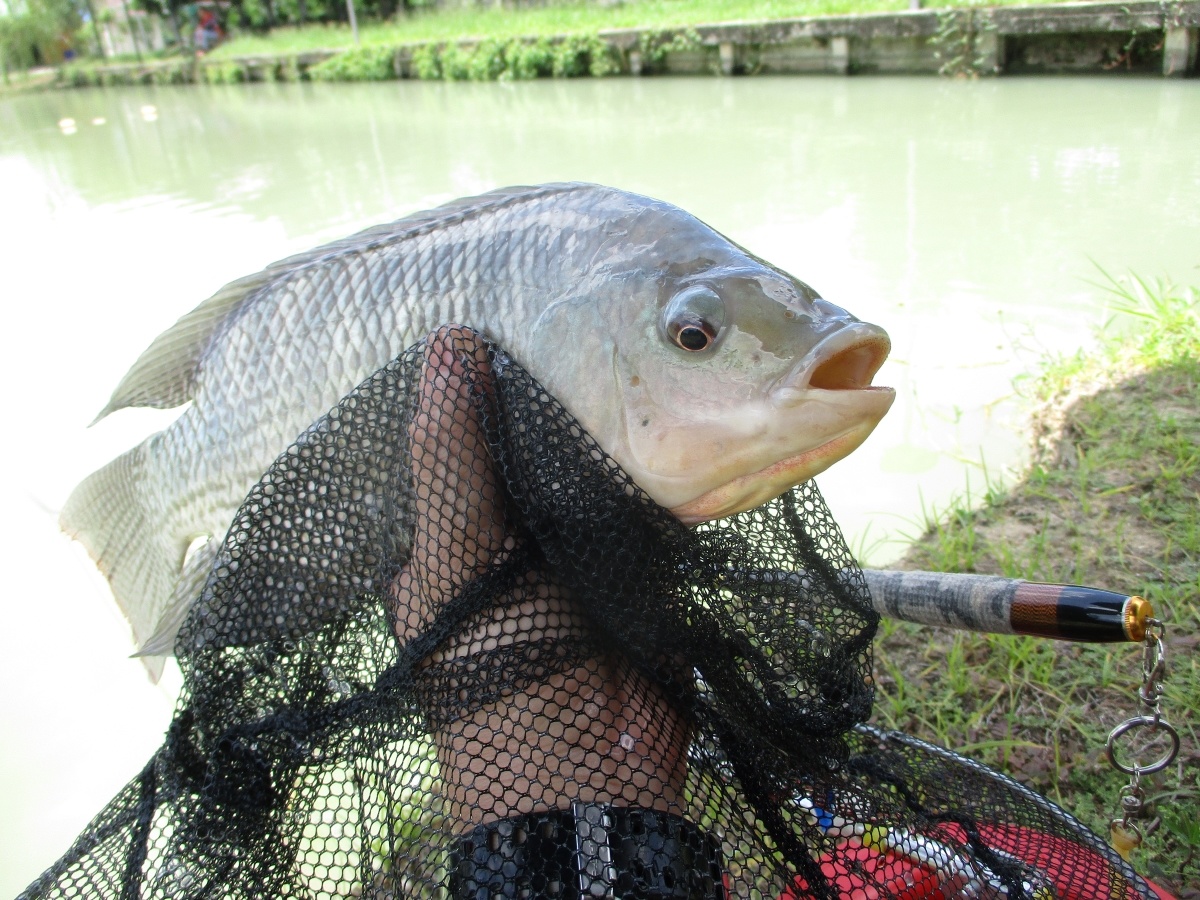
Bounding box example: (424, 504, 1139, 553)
(1, 76, 1197, 896)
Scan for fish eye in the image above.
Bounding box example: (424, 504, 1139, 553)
(661, 285, 725, 354)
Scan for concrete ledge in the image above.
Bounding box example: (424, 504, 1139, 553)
(697, 10, 943, 43)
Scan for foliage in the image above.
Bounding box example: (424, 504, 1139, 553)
(202, 58, 246, 81)
(550, 33, 616, 77)
(310, 41, 394, 79)
(929, 0, 999, 77)
(408, 40, 438, 78)
(405, 33, 617, 82)
(58, 59, 101, 84)
(1093, 267, 1200, 359)
(875, 277, 1200, 892)
(505, 36, 554, 79)
(0, 0, 80, 72)
(231, 0, 272, 30)
(636, 27, 701, 70)
(436, 39, 469, 78)
(465, 38, 509, 80)
(273, 0, 335, 28)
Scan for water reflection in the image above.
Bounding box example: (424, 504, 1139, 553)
(6, 80, 1196, 282)
(1, 76, 1198, 898)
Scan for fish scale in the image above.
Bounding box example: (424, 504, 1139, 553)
(62, 183, 893, 671)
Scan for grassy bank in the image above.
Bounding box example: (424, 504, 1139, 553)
(203, 0, 1049, 57)
(870, 274, 1200, 894)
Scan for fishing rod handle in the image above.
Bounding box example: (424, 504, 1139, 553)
(862, 569, 1152, 643)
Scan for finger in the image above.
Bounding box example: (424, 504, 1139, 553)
(395, 326, 507, 637)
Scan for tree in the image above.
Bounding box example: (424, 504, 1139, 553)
(0, 0, 82, 72)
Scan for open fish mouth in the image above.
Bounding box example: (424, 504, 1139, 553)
(770, 322, 893, 399)
(670, 322, 895, 524)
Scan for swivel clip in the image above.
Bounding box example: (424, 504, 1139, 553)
(1106, 617, 1180, 859)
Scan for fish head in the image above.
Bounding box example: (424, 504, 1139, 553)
(528, 198, 894, 524)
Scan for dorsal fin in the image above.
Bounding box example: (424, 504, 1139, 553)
(93, 183, 585, 421)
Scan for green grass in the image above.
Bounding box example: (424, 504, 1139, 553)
(872, 275, 1200, 892)
(206, 0, 1062, 58)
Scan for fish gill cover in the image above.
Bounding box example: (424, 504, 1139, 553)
(22, 327, 1155, 900)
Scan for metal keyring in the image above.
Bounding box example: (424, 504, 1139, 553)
(1106, 715, 1181, 777)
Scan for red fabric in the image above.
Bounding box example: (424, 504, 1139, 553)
(779, 845, 935, 900)
(778, 824, 1178, 900)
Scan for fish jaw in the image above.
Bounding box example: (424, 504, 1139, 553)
(615, 323, 895, 523)
(668, 394, 893, 523)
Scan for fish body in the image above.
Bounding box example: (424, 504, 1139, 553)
(62, 183, 894, 662)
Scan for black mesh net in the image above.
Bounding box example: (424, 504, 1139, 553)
(23, 327, 1157, 900)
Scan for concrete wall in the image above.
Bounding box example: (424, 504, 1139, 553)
(850, 35, 943, 73)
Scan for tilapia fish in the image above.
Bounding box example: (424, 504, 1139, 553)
(63, 183, 895, 664)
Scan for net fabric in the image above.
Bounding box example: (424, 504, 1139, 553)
(23, 327, 1156, 900)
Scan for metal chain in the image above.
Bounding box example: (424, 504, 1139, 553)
(1106, 617, 1181, 859)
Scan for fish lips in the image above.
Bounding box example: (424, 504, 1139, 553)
(669, 323, 895, 524)
(771, 321, 893, 397)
